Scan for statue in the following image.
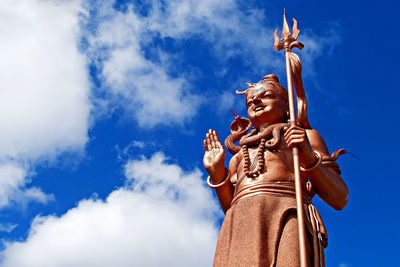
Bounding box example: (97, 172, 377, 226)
(203, 13, 348, 267)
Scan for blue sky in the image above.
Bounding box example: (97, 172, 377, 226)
(0, 0, 397, 266)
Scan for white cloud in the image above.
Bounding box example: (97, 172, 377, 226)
(86, 0, 274, 127)
(300, 22, 342, 78)
(0, 224, 17, 234)
(0, 161, 53, 209)
(116, 140, 148, 161)
(216, 90, 239, 115)
(0, 0, 91, 207)
(0, 0, 342, 210)
(0, 153, 220, 267)
(87, 1, 341, 126)
(130, 140, 145, 149)
(144, 0, 276, 66)
(87, 2, 200, 128)
(0, 162, 27, 207)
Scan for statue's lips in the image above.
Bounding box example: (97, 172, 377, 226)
(254, 106, 265, 112)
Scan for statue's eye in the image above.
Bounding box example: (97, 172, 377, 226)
(264, 91, 274, 98)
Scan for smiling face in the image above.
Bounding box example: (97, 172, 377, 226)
(246, 83, 288, 129)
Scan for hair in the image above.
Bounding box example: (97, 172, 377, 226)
(239, 74, 288, 108)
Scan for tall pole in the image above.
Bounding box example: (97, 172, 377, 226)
(285, 42, 308, 267)
(274, 13, 308, 267)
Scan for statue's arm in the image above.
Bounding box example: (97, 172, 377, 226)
(305, 129, 349, 210)
(214, 153, 238, 213)
(203, 130, 235, 213)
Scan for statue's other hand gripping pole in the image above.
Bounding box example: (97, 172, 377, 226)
(274, 12, 308, 267)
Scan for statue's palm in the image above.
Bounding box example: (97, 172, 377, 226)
(203, 130, 225, 173)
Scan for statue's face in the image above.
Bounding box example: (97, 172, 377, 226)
(246, 84, 288, 128)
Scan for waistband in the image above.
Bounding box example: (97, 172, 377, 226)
(231, 181, 311, 206)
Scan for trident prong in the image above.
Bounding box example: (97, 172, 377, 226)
(273, 12, 304, 52)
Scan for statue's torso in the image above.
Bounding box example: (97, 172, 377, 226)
(232, 141, 306, 190)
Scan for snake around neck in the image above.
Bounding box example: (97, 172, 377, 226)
(224, 116, 290, 155)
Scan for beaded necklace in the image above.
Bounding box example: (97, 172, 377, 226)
(242, 138, 266, 178)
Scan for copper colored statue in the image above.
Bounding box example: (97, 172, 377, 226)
(203, 14, 348, 267)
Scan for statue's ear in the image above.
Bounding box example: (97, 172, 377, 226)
(230, 117, 250, 134)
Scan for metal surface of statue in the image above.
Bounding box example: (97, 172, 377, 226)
(203, 13, 348, 267)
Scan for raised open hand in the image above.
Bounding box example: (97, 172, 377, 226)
(203, 129, 225, 174)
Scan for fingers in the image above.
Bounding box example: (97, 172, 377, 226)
(210, 129, 217, 149)
(204, 130, 212, 152)
(286, 136, 305, 148)
(212, 130, 220, 142)
(284, 125, 304, 138)
(286, 134, 304, 145)
(213, 130, 224, 150)
(211, 130, 221, 146)
(204, 129, 222, 151)
(284, 126, 306, 148)
(206, 131, 213, 151)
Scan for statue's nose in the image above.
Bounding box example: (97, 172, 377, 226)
(253, 98, 261, 104)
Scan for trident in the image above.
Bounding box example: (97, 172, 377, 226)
(274, 11, 308, 267)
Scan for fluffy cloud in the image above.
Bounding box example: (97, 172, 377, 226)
(0, 0, 342, 209)
(0, 0, 90, 207)
(142, 0, 276, 64)
(87, 1, 200, 127)
(0, 153, 220, 267)
(87, 0, 341, 126)
(0, 162, 53, 208)
(86, 0, 279, 127)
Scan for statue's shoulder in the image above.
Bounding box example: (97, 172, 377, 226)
(231, 148, 243, 162)
(305, 128, 321, 137)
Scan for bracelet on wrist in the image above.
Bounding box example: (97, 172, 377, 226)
(207, 168, 230, 189)
(300, 150, 322, 172)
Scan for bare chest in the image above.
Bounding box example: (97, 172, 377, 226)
(232, 143, 295, 186)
